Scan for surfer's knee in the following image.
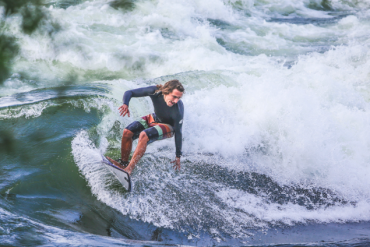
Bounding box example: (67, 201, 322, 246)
(122, 129, 134, 138)
(138, 131, 149, 143)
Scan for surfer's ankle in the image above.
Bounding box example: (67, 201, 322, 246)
(115, 158, 129, 168)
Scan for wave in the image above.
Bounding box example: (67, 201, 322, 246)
(72, 126, 370, 240)
(3, 0, 370, 244)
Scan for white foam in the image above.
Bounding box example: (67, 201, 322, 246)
(182, 41, 370, 198)
(217, 188, 370, 225)
(6, 0, 369, 83)
(0, 101, 51, 119)
(72, 130, 255, 238)
(0, 96, 113, 120)
(0, 75, 36, 97)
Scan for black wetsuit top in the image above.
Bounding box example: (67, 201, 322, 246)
(123, 86, 184, 157)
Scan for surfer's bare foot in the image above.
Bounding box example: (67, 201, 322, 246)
(123, 166, 133, 176)
(106, 156, 126, 170)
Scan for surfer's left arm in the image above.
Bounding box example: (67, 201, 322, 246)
(172, 101, 184, 171)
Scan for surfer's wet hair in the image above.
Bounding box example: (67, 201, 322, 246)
(156, 80, 184, 95)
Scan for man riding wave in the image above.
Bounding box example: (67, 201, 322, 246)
(106, 80, 184, 175)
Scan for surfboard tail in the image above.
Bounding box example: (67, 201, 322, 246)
(101, 155, 131, 192)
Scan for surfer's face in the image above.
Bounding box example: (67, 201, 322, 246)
(164, 89, 183, 107)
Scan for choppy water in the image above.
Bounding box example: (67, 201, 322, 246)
(1, 0, 370, 245)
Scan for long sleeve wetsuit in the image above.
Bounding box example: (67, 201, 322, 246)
(123, 86, 184, 157)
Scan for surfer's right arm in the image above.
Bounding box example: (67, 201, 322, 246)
(120, 86, 158, 117)
(118, 104, 130, 117)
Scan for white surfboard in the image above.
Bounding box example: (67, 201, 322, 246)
(101, 155, 131, 192)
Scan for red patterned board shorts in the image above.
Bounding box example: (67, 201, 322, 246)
(125, 113, 174, 144)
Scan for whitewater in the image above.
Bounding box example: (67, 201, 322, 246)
(1, 0, 370, 245)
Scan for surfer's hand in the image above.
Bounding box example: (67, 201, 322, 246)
(119, 104, 130, 117)
(171, 157, 181, 171)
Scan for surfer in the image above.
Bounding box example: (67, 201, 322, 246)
(106, 80, 184, 175)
